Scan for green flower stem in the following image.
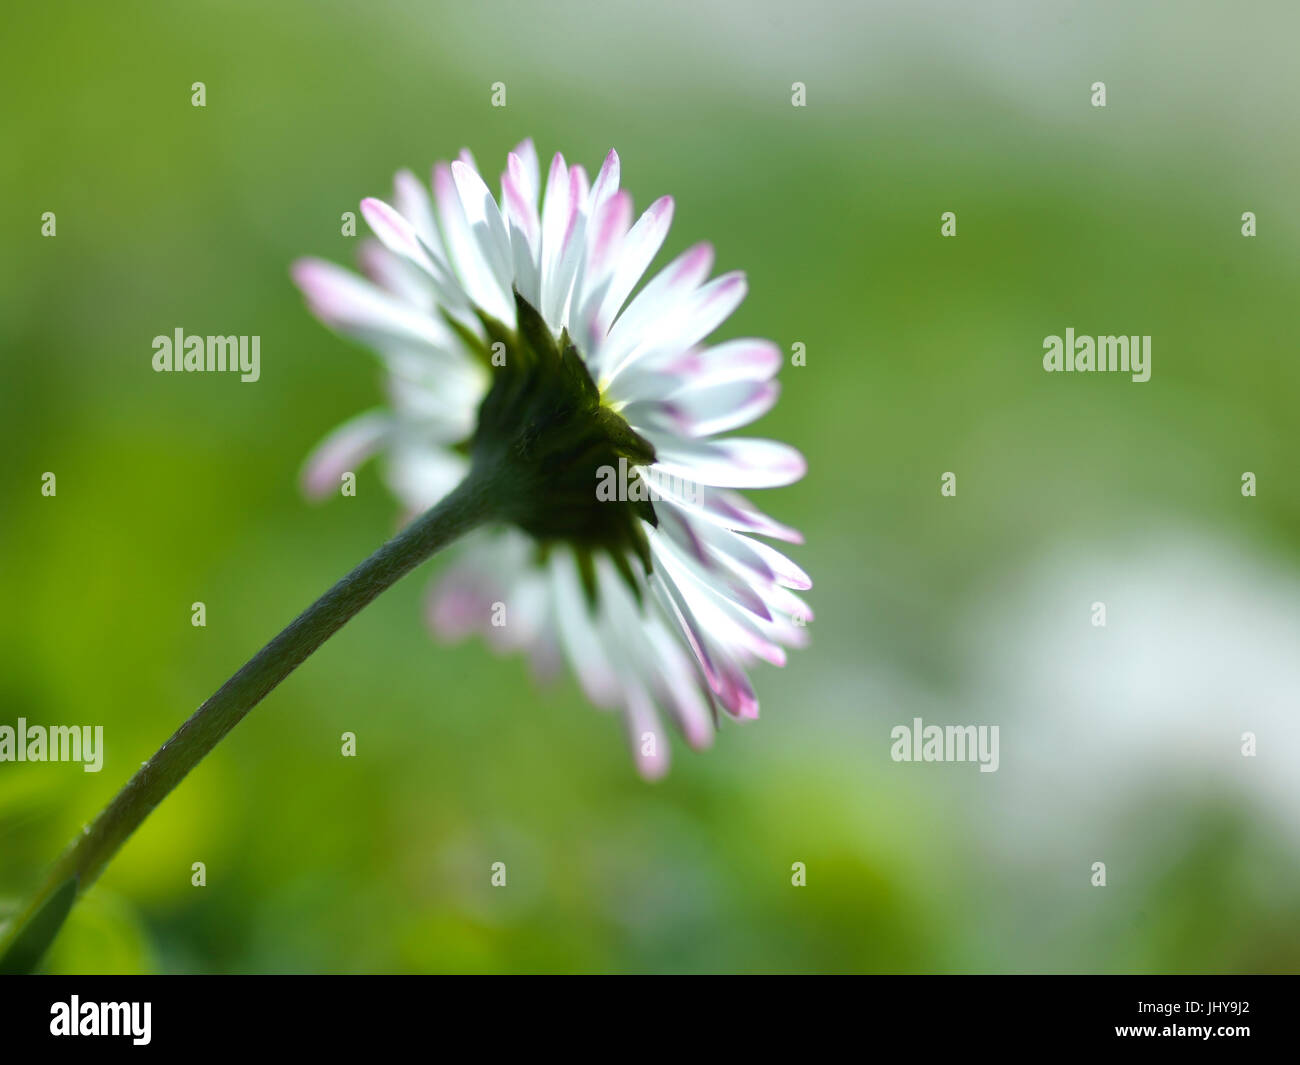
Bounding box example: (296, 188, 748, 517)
(0, 469, 500, 973)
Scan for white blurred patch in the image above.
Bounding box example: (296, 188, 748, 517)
(959, 529, 1300, 845)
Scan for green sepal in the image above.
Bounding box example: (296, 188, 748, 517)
(440, 309, 495, 368)
(465, 291, 661, 606)
(513, 289, 560, 365)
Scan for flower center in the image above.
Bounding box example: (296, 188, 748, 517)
(454, 291, 658, 601)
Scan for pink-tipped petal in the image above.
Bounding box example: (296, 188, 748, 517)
(624, 686, 670, 781)
(588, 149, 620, 214)
(361, 197, 435, 273)
(652, 438, 807, 489)
(511, 138, 540, 204)
(299, 411, 390, 501)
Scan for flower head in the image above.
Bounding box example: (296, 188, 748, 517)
(293, 141, 810, 778)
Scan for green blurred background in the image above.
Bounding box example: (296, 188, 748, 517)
(2, 0, 1299, 973)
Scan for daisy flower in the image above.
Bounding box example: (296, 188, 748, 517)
(0, 144, 817, 974)
(292, 140, 810, 778)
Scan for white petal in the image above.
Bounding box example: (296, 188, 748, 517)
(358, 240, 432, 311)
(675, 338, 782, 385)
(291, 258, 459, 358)
(393, 169, 443, 253)
(593, 556, 715, 752)
(742, 535, 812, 590)
(651, 568, 760, 719)
(300, 410, 391, 501)
(360, 197, 440, 277)
(607, 272, 749, 389)
(540, 164, 588, 329)
(596, 241, 713, 382)
(622, 682, 670, 780)
(605, 339, 780, 408)
(637, 474, 803, 544)
(433, 162, 513, 323)
(649, 568, 719, 695)
(450, 160, 515, 302)
(511, 138, 540, 206)
(695, 518, 812, 594)
(664, 272, 748, 349)
(382, 444, 469, 512)
(572, 189, 632, 347)
(384, 366, 483, 440)
(594, 195, 674, 336)
(360, 196, 468, 310)
(677, 515, 778, 584)
(652, 437, 806, 489)
(492, 568, 550, 652)
(587, 149, 620, 216)
(539, 152, 574, 324)
(643, 619, 715, 749)
(658, 547, 788, 668)
(551, 551, 621, 708)
(626, 379, 778, 438)
(762, 582, 814, 630)
(425, 560, 497, 641)
(569, 164, 591, 210)
(649, 517, 772, 621)
(501, 162, 541, 308)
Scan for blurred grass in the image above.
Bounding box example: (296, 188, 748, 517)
(1, 0, 1298, 972)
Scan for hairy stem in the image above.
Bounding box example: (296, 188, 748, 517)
(0, 470, 498, 972)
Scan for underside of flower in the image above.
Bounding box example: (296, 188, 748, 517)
(294, 140, 811, 778)
(461, 289, 658, 603)
(0, 137, 821, 981)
